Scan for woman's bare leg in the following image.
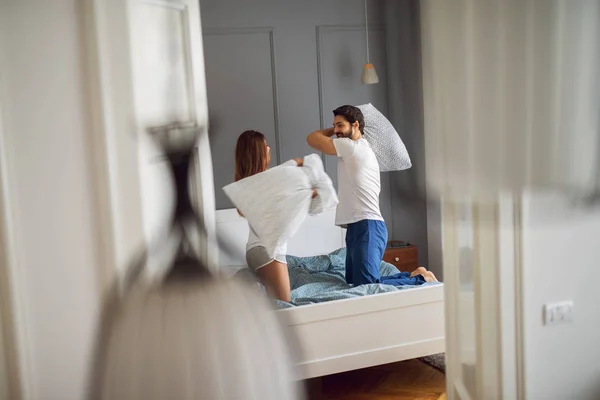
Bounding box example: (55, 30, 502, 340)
(256, 260, 291, 302)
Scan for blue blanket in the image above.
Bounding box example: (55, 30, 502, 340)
(269, 248, 439, 309)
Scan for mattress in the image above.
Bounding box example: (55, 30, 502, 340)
(229, 248, 441, 309)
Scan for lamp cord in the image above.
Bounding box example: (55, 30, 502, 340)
(365, 0, 370, 63)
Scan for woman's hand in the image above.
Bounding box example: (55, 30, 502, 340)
(293, 158, 303, 166)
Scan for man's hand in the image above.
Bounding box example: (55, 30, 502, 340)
(293, 158, 303, 166)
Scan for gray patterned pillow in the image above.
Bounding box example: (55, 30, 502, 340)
(357, 103, 412, 172)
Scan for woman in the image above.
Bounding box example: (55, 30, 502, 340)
(234, 130, 315, 302)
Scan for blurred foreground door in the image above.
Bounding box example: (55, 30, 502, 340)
(87, 0, 217, 284)
(421, 1, 600, 399)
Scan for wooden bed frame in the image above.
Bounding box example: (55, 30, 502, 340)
(215, 208, 445, 379)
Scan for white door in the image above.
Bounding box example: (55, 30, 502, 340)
(87, 0, 217, 284)
(421, 1, 600, 399)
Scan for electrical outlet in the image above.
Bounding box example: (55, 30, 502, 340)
(543, 301, 574, 326)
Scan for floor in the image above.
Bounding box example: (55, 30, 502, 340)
(306, 359, 446, 400)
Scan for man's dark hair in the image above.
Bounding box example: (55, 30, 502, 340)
(333, 105, 365, 134)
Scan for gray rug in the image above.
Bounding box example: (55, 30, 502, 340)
(418, 353, 445, 373)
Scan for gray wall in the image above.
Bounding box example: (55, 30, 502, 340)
(201, 0, 432, 267)
(382, 0, 436, 274)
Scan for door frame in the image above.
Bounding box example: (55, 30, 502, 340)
(0, 56, 27, 400)
(82, 0, 217, 292)
(1, 2, 215, 398)
(82, 0, 146, 293)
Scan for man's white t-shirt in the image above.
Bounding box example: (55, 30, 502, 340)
(332, 137, 383, 227)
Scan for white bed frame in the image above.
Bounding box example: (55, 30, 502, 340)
(216, 208, 445, 379)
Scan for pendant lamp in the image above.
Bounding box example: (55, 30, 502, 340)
(361, 0, 379, 84)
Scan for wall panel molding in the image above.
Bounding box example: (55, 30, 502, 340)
(315, 24, 391, 227)
(315, 24, 387, 129)
(139, 0, 196, 123)
(203, 27, 282, 164)
(315, 24, 388, 173)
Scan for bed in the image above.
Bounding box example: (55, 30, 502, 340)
(215, 207, 445, 380)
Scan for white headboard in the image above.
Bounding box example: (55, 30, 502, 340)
(215, 207, 345, 267)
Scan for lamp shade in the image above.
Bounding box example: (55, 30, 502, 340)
(361, 63, 379, 84)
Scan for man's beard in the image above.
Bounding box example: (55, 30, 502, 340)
(336, 128, 353, 138)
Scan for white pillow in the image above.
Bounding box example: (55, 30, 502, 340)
(357, 103, 412, 172)
(222, 154, 338, 258)
(302, 154, 338, 215)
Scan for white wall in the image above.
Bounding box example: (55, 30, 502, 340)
(0, 1, 101, 399)
(521, 192, 600, 400)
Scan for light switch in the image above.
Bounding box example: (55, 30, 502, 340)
(543, 301, 574, 326)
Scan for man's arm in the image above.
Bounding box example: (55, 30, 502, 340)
(306, 127, 337, 156)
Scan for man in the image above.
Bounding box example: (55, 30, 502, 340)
(306, 105, 436, 286)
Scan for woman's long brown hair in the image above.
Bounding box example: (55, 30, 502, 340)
(234, 130, 269, 181)
(234, 130, 269, 217)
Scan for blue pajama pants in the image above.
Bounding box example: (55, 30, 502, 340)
(345, 219, 426, 287)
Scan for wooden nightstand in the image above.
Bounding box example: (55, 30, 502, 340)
(383, 241, 418, 272)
